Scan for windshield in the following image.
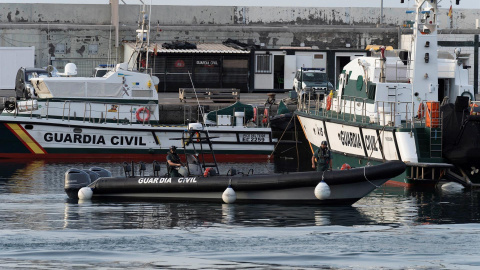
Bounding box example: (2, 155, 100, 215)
(25, 71, 49, 81)
(95, 69, 109, 77)
(301, 72, 327, 82)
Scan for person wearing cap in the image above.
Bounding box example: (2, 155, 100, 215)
(312, 141, 332, 172)
(166, 145, 183, 177)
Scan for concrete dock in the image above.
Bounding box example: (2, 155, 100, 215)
(157, 92, 294, 124)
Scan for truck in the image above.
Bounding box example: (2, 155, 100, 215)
(0, 47, 35, 91)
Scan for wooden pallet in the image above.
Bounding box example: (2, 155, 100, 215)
(179, 88, 240, 103)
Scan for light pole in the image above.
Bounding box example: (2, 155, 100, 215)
(380, 0, 384, 25)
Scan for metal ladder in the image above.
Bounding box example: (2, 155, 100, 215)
(429, 113, 442, 158)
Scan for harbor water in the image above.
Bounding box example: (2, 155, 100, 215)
(1, 160, 480, 269)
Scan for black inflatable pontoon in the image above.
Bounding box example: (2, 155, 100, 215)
(64, 128, 406, 205)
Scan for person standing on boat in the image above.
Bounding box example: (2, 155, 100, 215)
(312, 141, 332, 172)
(167, 146, 183, 177)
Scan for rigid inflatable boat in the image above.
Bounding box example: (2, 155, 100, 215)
(64, 126, 406, 205)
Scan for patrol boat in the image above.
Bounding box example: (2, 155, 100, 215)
(64, 125, 406, 205)
(296, 0, 479, 188)
(0, 6, 275, 161)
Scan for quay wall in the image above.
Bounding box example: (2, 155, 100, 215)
(1, 4, 479, 71)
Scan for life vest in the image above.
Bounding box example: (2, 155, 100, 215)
(204, 167, 212, 177)
(417, 103, 425, 119)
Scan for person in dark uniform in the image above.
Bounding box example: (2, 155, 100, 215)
(312, 141, 332, 172)
(166, 145, 183, 177)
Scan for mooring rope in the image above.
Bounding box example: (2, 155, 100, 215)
(363, 166, 381, 188)
(267, 114, 295, 160)
(187, 72, 210, 137)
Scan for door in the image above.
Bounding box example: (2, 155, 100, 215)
(273, 55, 285, 89)
(284, 55, 296, 90)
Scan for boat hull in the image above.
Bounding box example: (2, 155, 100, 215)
(66, 161, 406, 205)
(295, 112, 478, 187)
(0, 119, 275, 161)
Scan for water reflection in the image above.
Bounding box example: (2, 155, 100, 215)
(357, 186, 480, 225)
(62, 201, 377, 230)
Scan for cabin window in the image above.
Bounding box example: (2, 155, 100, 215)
(25, 125, 33, 130)
(255, 54, 272, 74)
(73, 128, 82, 133)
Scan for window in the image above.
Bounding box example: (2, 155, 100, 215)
(55, 44, 66, 54)
(88, 44, 98, 55)
(255, 54, 271, 74)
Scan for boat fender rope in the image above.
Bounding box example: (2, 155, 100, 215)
(363, 166, 381, 188)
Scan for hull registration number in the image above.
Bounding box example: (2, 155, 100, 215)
(241, 134, 266, 142)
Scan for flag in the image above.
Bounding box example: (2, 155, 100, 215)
(448, 5, 452, 18)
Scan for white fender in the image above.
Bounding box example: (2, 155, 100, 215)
(314, 181, 331, 200)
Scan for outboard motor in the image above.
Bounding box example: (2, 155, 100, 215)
(82, 169, 100, 182)
(64, 169, 92, 199)
(90, 167, 112, 177)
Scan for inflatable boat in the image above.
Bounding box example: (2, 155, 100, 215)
(64, 126, 406, 205)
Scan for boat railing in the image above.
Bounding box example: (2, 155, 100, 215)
(62, 100, 71, 121)
(340, 95, 368, 123)
(375, 100, 419, 131)
(83, 102, 92, 123)
(42, 99, 156, 125)
(298, 91, 442, 133)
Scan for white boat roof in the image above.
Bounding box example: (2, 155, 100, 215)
(30, 66, 158, 100)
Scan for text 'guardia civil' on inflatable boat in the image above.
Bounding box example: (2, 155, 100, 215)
(64, 125, 406, 205)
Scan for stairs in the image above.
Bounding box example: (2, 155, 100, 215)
(430, 127, 442, 158)
(415, 128, 431, 159)
(415, 127, 443, 159)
